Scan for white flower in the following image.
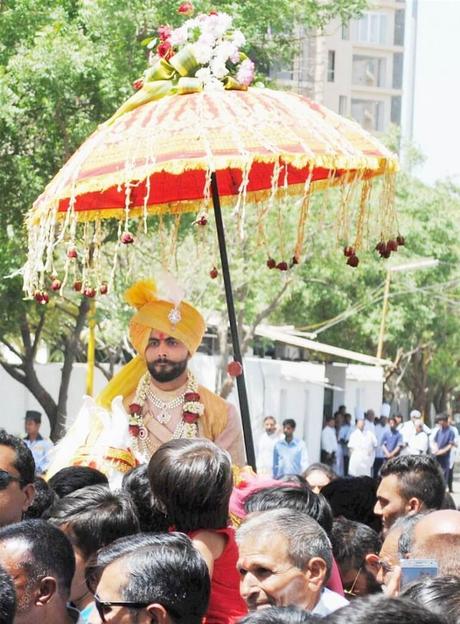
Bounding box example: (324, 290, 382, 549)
(197, 32, 216, 48)
(232, 30, 246, 48)
(192, 42, 213, 64)
(214, 13, 233, 36)
(215, 40, 237, 62)
(236, 58, 255, 86)
(195, 67, 212, 83)
(210, 57, 229, 79)
(170, 25, 189, 46)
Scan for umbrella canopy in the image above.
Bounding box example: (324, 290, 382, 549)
(24, 87, 399, 297)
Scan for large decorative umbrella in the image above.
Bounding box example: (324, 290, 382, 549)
(24, 9, 400, 467)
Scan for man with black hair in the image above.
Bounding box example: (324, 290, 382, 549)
(48, 466, 108, 498)
(238, 606, 321, 624)
(0, 431, 35, 527)
(87, 532, 210, 624)
(273, 419, 310, 479)
(330, 518, 382, 598)
(374, 455, 445, 533)
(23, 411, 53, 476)
(0, 563, 16, 624)
(0, 519, 79, 624)
(244, 484, 333, 535)
(23, 477, 56, 519)
(325, 594, 445, 624)
(46, 484, 140, 620)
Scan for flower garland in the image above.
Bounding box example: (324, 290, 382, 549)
(137, 3, 255, 93)
(128, 370, 205, 452)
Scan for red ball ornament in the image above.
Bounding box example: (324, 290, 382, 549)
(34, 291, 44, 303)
(276, 261, 288, 271)
(375, 241, 386, 253)
(387, 239, 398, 252)
(184, 392, 200, 403)
(51, 279, 61, 291)
(396, 235, 405, 246)
(266, 258, 276, 269)
(73, 280, 82, 292)
(129, 403, 142, 415)
(121, 232, 134, 245)
(291, 256, 299, 265)
(67, 248, 78, 259)
(132, 78, 144, 91)
(196, 215, 208, 226)
(227, 360, 243, 377)
(347, 254, 359, 268)
(83, 287, 96, 298)
(99, 283, 108, 295)
(343, 246, 355, 257)
(183, 411, 199, 424)
(129, 424, 140, 437)
(210, 267, 218, 279)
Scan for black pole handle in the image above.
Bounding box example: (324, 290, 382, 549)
(211, 172, 256, 470)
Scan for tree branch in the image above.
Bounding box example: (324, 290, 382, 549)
(0, 337, 25, 362)
(31, 309, 47, 360)
(0, 360, 26, 385)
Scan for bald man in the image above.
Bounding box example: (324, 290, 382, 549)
(404, 510, 460, 576)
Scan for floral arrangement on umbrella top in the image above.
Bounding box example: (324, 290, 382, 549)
(136, 2, 255, 92)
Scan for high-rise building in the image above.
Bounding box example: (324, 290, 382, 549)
(270, 1, 410, 136)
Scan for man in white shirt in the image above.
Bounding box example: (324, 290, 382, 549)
(407, 419, 429, 455)
(399, 409, 431, 456)
(348, 417, 377, 477)
(321, 416, 338, 467)
(256, 416, 282, 475)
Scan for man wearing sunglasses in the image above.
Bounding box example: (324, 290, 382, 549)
(87, 532, 210, 623)
(0, 431, 35, 527)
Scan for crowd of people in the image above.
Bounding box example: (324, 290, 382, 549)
(0, 419, 459, 624)
(1, 281, 459, 623)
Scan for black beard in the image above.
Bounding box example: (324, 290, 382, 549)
(147, 358, 188, 383)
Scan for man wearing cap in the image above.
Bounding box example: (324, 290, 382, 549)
(399, 409, 430, 456)
(23, 411, 54, 476)
(48, 279, 245, 482)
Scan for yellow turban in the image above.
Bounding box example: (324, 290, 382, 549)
(97, 279, 205, 408)
(126, 280, 206, 356)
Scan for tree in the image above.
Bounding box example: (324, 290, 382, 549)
(0, 0, 367, 437)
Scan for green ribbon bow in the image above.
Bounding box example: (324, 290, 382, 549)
(106, 45, 247, 125)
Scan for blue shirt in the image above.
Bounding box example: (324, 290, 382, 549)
(24, 435, 54, 475)
(273, 437, 310, 478)
(434, 427, 455, 451)
(381, 429, 403, 454)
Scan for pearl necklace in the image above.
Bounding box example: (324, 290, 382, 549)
(145, 386, 185, 424)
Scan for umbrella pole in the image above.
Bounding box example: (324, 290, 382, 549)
(210, 172, 256, 470)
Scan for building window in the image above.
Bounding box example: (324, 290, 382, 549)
(339, 95, 347, 116)
(327, 50, 335, 82)
(351, 99, 384, 132)
(353, 12, 388, 45)
(352, 55, 386, 87)
(392, 52, 403, 89)
(391, 95, 402, 125)
(342, 21, 350, 40)
(394, 9, 405, 46)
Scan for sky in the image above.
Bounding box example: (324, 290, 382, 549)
(409, 0, 460, 184)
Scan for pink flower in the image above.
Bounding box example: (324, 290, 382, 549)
(158, 25, 172, 41)
(157, 40, 173, 60)
(236, 59, 255, 87)
(178, 2, 194, 16)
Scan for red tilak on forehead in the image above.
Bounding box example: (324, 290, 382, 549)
(157, 332, 167, 340)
